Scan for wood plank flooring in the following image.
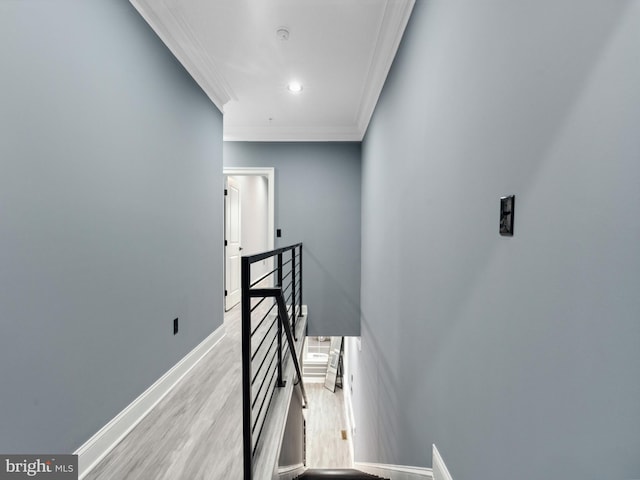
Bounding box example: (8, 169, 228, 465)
(304, 384, 352, 469)
(85, 307, 246, 480)
(84, 304, 349, 480)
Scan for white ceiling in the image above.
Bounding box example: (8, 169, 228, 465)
(130, 0, 415, 141)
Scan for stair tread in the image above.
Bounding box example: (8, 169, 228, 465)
(296, 468, 389, 479)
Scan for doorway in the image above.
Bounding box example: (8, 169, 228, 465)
(223, 167, 275, 311)
(224, 176, 241, 311)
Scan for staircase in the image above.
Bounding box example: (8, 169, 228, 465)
(295, 468, 389, 479)
(302, 337, 330, 382)
(302, 352, 329, 380)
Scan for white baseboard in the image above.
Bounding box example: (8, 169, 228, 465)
(276, 463, 305, 480)
(432, 444, 453, 480)
(74, 323, 226, 479)
(356, 462, 433, 480)
(343, 339, 356, 465)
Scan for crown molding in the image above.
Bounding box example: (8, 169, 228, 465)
(130, 0, 235, 112)
(355, 0, 416, 136)
(131, 0, 414, 141)
(226, 0, 415, 142)
(223, 125, 363, 142)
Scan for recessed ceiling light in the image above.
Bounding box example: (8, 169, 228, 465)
(287, 81, 303, 94)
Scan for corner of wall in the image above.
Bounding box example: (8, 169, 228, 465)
(432, 445, 453, 480)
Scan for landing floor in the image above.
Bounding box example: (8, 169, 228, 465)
(85, 307, 246, 480)
(84, 305, 352, 480)
(305, 384, 353, 469)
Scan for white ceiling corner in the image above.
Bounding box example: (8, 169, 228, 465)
(130, 0, 415, 142)
(355, 0, 416, 136)
(130, 0, 236, 111)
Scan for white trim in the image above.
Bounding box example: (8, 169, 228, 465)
(343, 338, 356, 464)
(130, 0, 234, 112)
(223, 167, 275, 253)
(74, 324, 226, 479)
(355, 0, 415, 137)
(276, 463, 305, 480)
(222, 0, 415, 142)
(130, 0, 414, 141)
(432, 444, 453, 480)
(223, 125, 363, 142)
(356, 462, 433, 480)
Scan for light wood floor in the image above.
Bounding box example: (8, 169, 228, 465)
(84, 304, 351, 479)
(85, 306, 246, 480)
(305, 384, 353, 469)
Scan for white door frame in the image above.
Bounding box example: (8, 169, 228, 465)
(224, 176, 242, 311)
(223, 167, 275, 252)
(223, 168, 275, 301)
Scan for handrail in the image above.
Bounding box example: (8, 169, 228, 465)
(241, 243, 305, 480)
(242, 243, 302, 264)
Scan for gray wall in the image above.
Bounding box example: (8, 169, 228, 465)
(0, 0, 224, 453)
(224, 142, 361, 336)
(353, 1, 640, 480)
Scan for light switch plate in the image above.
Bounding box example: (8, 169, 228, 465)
(500, 195, 515, 236)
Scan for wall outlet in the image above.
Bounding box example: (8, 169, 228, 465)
(173, 318, 179, 335)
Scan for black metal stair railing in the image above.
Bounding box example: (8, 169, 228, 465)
(241, 243, 307, 480)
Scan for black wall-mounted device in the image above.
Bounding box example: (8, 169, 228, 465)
(500, 195, 515, 236)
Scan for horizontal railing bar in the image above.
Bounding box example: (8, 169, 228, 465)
(253, 386, 277, 456)
(250, 268, 277, 288)
(250, 296, 267, 314)
(252, 335, 274, 369)
(251, 301, 276, 336)
(252, 363, 278, 434)
(253, 303, 275, 330)
(281, 258, 293, 268)
(251, 319, 277, 362)
(249, 288, 282, 298)
(281, 285, 292, 300)
(252, 350, 278, 409)
(243, 243, 302, 265)
(281, 269, 292, 283)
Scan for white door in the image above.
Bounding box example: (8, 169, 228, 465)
(225, 176, 242, 311)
